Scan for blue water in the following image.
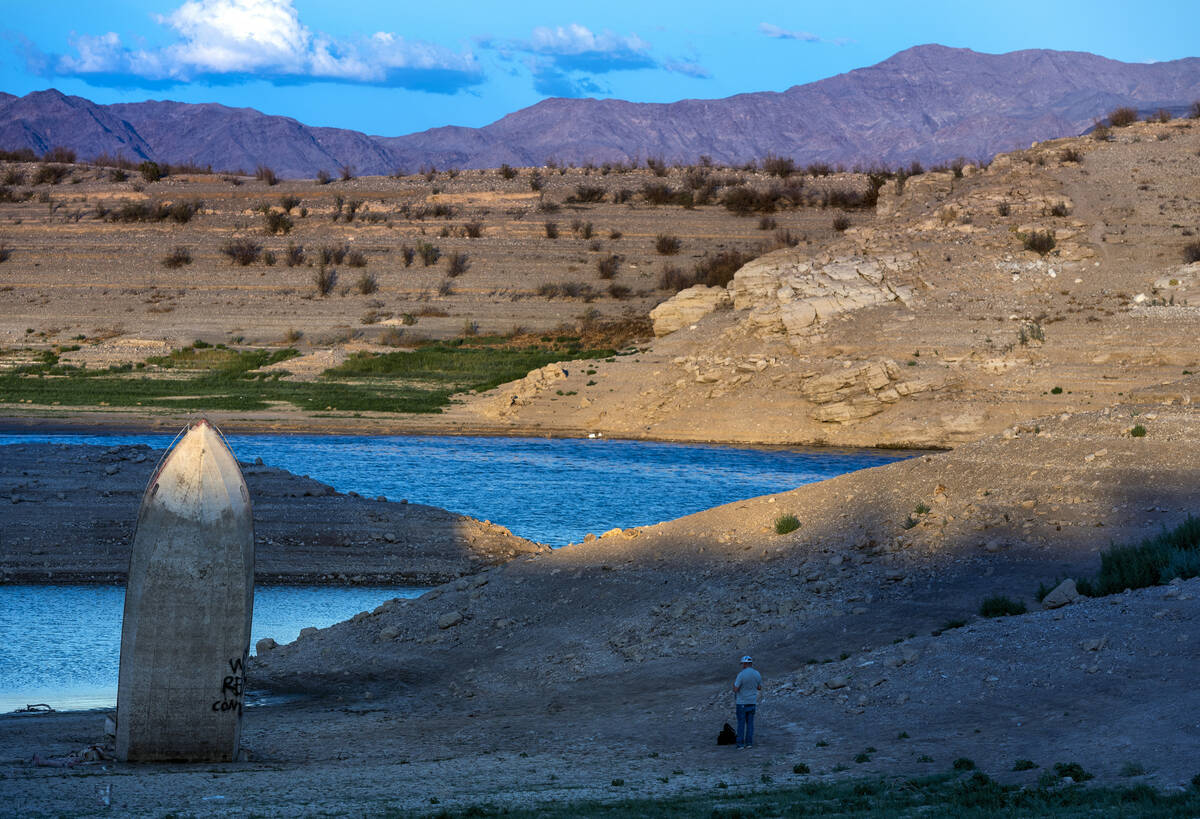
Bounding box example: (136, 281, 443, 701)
(0, 432, 910, 711)
(1, 432, 908, 545)
(0, 585, 425, 713)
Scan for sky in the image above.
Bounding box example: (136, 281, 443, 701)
(2, 0, 1197, 137)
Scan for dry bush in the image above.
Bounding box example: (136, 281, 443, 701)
(447, 252, 470, 277)
(400, 245, 415, 267)
(345, 250, 367, 268)
(544, 222, 559, 239)
(340, 164, 355, 181)
(0, 243, 12, 263)
(655, 234, 682, 255)
(314, 262, 338, 296)
(285, 243, 305, 266)
(1108, 106, 1138, 127)
(596, 254, 620, 279)
(572, 185, 605, 203)
(1183, 242, 1200, 264)
(221, 238, 262, 266)
(264, 211, 293, 235)
(1147, 108, 1172, 123)
(762, 154, 796, 177)
(161, 246, 192, 269)
(463, 221, 484, 238)
(355, 272, 378, 295)
(832, 213, 851, 232)
(279, 195, 301, 213)
(255, 165, 279, 185)
(316, 169, 331, 185)
(417, 242, 441, 266)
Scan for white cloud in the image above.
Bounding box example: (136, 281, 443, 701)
(758, 23, 851, 45)
(527, 24, 650, 58)
(48, 0, 481, 91)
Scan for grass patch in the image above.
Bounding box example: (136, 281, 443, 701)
(378, 771, 1200, 817)
(0, 338, 615, 415)
(774, 514, 801, 535)
(979, 595, 1027, 618)
(1068, 515, 1200, 597)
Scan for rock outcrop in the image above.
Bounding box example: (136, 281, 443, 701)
(731, 252, 916, 344)
(649, 285, 732, 336)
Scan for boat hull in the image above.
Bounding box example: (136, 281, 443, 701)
(115, 420, 254, 762)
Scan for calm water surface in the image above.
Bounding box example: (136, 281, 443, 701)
(1, 432, 910, 710)
(2, 432, 907, 544)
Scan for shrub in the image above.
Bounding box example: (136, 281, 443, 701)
(1183, 241, 1200, 264)
(255, 165, 278, 185)
(340, 164, 355, 182)
(832, 213, 851, 232)
(1022, 231, 1056, 255)
(996, 202, 1011, 217)
(544, 222, 559, 239)
(447, 252, 470, 277)
(355, 272, 378, 295)
(285, 243, 305, 266)
(42, 145, 76, 164)
(1108, 106, 1138, 127)
(763, 154, 796, 177)
(345, 250, 367, 268)
(279, 195, 301, 213)
(658, 264, 693, 292)
(2, 169, 24, 186)
(221, 238, 262, 266)
(655, 234, 682, 255)
(319, 245, 347, 265)
(1079, 515, 1200, 596)
(161, 246, 192, 268)
(1048, 202, 1070, 217)
(262, 250, 276, 266)
(1120, 762, 1147, 777)
(417, 242, 441, 267)
(694, 249, 754, 287)
(792, 763, 810, 775)
(138, 161, 165, 182)
(573, 185, 605, 203)
(463, 221, 484, 239)
(979, 595, 1027, 617)
(1191, 101, 1200, 119)
(758, 216, 777, 231)
(571, 220, 594, 240)
(1147, 108, 1172, 123)
(499, 163, 517, 180)
(1052, 762, 1094, 782)
(1092, 121, 1112, 142)
(774, 514, 800, 534)
(316, 169, 331, 185)
(265, 211, 293, 235)
(437, 279, 454, 297)
(596, 254, 620, 279)
(1012, 759, 1037, 771)
(1130, 424, 1147, 437)
(607, 283, 631, 299)
(807, 162, 832, 177)
(952, 758, 976, 771)
(641, 182, 674, 205)
(34, 164, 70, 185)
(400, 245, 415, 267)
(314, 262, 337, 296)
(0, 243, 12, 263)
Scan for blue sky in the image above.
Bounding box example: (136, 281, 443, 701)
(2, 0, 1197, 137)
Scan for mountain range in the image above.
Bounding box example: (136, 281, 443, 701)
(2, 44, 1199, 177)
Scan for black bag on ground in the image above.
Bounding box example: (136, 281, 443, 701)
(717, 723, 737, 745)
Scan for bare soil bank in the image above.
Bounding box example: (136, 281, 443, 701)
(2, 402, 1198, 816)
(0, 440, 545, 585)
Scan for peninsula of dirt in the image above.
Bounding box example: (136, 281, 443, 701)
(0, 440, 545, 585)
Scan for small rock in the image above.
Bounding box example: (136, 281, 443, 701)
(1042, 578, 1082, 609)
(104, 465, 120, 475)
(383, 532, 397, 543)
(255, 637, 278, 653)
(438, 611, 464, 629)
(298, 627, 319, 640)
(379, 626, 400, 641)
(825, 676, 849, 690)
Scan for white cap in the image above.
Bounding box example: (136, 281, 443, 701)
(741, 656, 753, 664)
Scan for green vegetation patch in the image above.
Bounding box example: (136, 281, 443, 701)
(0, 337, 615, 415)
(1073, 514, 1200, 597)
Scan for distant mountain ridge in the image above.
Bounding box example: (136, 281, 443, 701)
(3, 45, 1199, 177)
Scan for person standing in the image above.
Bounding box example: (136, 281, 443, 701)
(732, 655, 762, 749)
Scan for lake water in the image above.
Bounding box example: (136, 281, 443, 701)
(0, 432, 910, 711)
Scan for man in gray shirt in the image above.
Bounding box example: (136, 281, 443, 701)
(732, 655, 762, 749)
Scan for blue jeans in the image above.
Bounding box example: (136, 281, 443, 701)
(736, 703, 756, 746)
